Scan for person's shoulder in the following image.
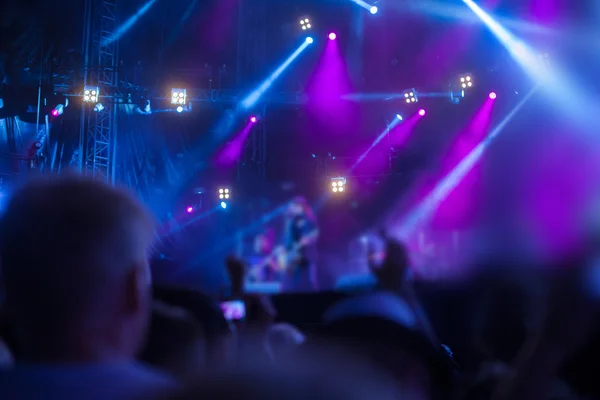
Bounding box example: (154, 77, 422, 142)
(0, 362, 178, 400)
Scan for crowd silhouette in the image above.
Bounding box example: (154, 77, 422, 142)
(0, 176, 598, 399)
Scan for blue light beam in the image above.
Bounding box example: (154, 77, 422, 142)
(462, 0, 599, 133)
(350, 0, 378, 13)
(241, 39, 313, 109)
(352, 116, 403, 170)
(102, 0, 159, 47)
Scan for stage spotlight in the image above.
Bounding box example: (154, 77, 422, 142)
(220, 201, 227, 209)
(370, 6, 378, 14)
(328, 32, 337, 41)
(459, 74, 473, 89)
(93, 103, 105, 112)
(186, 206, 194, 214)
(306, 37, 314, 44)
(418, 109, 426, 117)
(83, 86, 99, 103)
(218, 188, 231, 200)
(300, 17, 312, 31)
(176, 106, 184, 113)
(330, 177, 346, 194)
(489, 92, 497, 100)
(396, 114, 403, 120)
(171, 88, 187, 105)
(403, 89, 418, 104)
(250, 116, 257, 123)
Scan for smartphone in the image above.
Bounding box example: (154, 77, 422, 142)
(220, 300, 246, 321)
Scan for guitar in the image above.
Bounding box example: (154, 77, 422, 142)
(247, 229, 319, 282)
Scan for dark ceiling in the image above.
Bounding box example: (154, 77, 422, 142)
(1, 0, 596, 90)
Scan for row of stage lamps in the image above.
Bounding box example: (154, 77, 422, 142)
(74, 56, 550, 112)
(186, 187, 232, 215)
(300, 3, 377, 31)
(185, 180, 352, 215)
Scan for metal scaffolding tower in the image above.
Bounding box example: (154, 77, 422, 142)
(79, 0, 119, 183)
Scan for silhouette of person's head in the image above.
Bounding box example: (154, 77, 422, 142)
(0, 176, 155, 363)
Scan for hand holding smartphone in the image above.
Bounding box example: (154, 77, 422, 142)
(220, 300, 246, 321)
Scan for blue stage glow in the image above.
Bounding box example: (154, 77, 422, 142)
(220, 202, 227, 209)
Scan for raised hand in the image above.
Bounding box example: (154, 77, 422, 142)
(369, 234, 410, 292)
(225, 255, 246, 299)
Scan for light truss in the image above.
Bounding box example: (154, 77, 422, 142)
(80, 0, 119, 183)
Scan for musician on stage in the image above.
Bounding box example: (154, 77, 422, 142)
(246, 228, 281, 283)
(280, 197, 319, 292)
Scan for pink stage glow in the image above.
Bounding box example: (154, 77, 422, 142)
(305, 28, 355, 136)
(428, 95, 496, 228)
(215, 121, 254, 167)
(386, 95, 497, 241)
(489, 92, 497, 99)
(328, 32, 337, 40)
(418, 109, 426, 117)
(51, 110, 59, 117)
(186, 206, 194, 214)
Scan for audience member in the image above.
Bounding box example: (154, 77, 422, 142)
(263, 322, 305, 364)
(321, 291, 455, 399)
(0, 176, 175, 399)
(139, 301, 205, 379)
(0, 338, 13, 368)
(153, 287, 234, 367)
(164, 364, 400, 400)
(471, 277, 531, 364)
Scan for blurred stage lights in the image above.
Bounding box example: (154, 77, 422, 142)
(300, 18, 311, 31)
(83, 86, 99, 103)
(51, 104, 64, 117)
(171, 88, 187, 105)
(186, 206, 194, 214)
(403, 89, 418, 104)
(176, 106, 184, 113)
(330, 177, 346, 193)
(460, 75, 473, 89)
(220, 202, 227, 209)
(328, 32, 337, 41)
(489, 92, 497, 100)
(306, 37, 314, 44)
(396, 114, 403, 120)
(93, 103, 105, 112)
(418, 109, 426, 117)
(370, 6, 378, 14)
(218, 188, 231, 200)
(250, 116, 257, 123)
